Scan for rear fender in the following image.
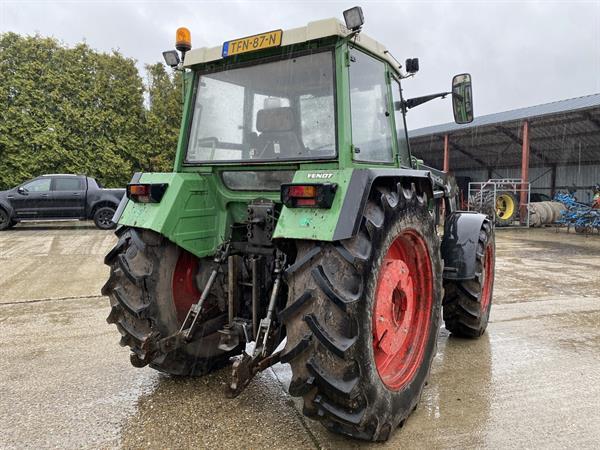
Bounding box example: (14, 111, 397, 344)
(332, 169, 436, 241)
(441, 211, 489, 280)
(116, 172, 225, 258)
(273, 168, 437, 242)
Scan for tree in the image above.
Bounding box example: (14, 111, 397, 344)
(144, 62, 183, 172)
(0, 33, 182, 190)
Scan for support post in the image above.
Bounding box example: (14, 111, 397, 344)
(520, 120, 530, 224)
(550, 164, 557, 198)
(443, 134, 450, 173)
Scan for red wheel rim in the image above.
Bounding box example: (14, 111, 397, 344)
(372, 230, 434, 391)
(172, 250, 201, 324)
(480, 244, 494, 311)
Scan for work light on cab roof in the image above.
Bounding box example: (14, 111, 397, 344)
(162, 27, 192, 68)
(343, 6, 364, 31)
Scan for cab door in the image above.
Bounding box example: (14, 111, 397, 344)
(10, 177, 53, 218)
(348, 48, 397, 166)
(51, 177, 86, 218)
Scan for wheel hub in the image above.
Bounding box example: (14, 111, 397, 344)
(372, 230, 434, 391)
(374, 259, 414, 355)
(172, 251, 201, 323)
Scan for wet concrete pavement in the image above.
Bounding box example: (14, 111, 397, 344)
(1, 223, 599, 448)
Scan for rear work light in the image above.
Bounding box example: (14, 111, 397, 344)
(126, 183, 168, 203)
(281, 183, 337, 208)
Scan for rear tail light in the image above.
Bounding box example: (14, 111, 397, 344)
(127, 183, 168, 203)
(281, 183, 337, 208)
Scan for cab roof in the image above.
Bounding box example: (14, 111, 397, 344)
(183, 18, 401, 76)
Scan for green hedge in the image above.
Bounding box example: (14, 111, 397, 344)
(0, 33, 181, 190)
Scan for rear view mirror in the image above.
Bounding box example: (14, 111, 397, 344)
(452, 73, 474, 124)
(18, 187, 28, 195)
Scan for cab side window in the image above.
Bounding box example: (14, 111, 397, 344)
(53, 177, 83, 191)
(22, 178, 51, 192)
(349, 50, 394, 163)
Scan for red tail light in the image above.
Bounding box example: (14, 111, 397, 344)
(281, 183, 337, 208)
(127, 183, 168, 203)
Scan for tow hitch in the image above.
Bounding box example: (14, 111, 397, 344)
(225, 250, 286, 398)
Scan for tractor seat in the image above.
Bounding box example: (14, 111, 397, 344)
(255, 107, 304, 158)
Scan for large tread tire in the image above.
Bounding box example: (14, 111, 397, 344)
(469, 190, 497, 224)
(282, 183, 443, 441)
(442, 218, 495, 338)
(102, 227, 240, 376)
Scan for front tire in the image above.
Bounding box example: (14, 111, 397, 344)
(0, 209, 11, 231)
(102, 227, 240, 375)
(442, 218, 495, 337)
(282, 183, 442, 441)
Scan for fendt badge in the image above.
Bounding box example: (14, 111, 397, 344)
(307, 173, 333, 179)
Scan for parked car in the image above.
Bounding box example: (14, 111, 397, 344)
(0, 174, 125, 230)
(530, 192, 552, 203)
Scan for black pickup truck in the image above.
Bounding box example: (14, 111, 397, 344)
(0, 174, 125, 230)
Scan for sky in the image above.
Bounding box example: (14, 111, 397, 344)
(1, 0, 599, 129)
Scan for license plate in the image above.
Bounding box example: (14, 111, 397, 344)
(222, 30, 283, 57)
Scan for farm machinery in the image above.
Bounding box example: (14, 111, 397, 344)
(555, 191, 600, 234)
(468, 179, 529, 226)
(102, 7, 496, 441)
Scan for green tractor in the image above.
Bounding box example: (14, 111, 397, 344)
(102, 7, 495, 441)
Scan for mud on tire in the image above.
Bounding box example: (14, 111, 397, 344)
(442, 218, 495, 338)
(281, 183, 443, 441)
(102, 227, 240, 376)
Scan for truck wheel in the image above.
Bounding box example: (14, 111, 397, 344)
(0, 209, 11, 231)
(102, 227, 240, 376)
(442, 218, 495, 337)
(93, 206, 117, 230)
(282, 183, 442, 441)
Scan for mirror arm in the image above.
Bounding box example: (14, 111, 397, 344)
(401, 92, 452, 111)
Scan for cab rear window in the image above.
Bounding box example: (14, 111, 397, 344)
(221, 171, 295, 191)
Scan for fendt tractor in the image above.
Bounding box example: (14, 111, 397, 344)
(102, 7, 495, 441)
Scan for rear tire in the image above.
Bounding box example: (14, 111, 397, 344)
(94, 206, 117, 230)
(282, 183, 442, 441)
(102, 227, 241, 376)
(442, 218, 495, 337)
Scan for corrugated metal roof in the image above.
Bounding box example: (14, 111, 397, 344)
(409, 93, 600, 138)
(408, 93, 600, 172)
